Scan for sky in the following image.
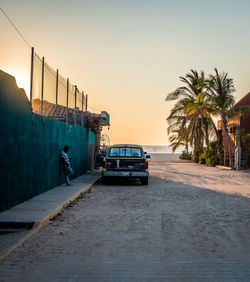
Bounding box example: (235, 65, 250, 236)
(1, 0, 250, 145)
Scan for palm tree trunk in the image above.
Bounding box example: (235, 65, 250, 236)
(211, 120, 219, 141)
(222, 117, 234, 168)
(203, 117, 210, 148)
(205, 127, 209, 148)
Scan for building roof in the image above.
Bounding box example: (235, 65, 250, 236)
(234, 92, 250, 109)
(218, 92, 250, 131)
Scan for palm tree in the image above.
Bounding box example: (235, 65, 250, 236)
(184, 91, 218, 147)
(166, 69, 217, 161)
(207, 68, 235, 167)
(167, 120, 189, 153)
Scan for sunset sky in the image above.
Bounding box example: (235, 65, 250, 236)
(1, 0, 250, 145)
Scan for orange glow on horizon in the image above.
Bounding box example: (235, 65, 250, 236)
(2, 66, 30, 98)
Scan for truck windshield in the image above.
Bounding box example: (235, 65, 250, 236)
(109, 147, 142, 157)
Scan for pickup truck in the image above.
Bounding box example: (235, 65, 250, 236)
(102, 144, 150, 185)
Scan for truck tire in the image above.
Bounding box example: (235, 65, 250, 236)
(102, 176, 108, 184)
(102, 176, 107, 184)
(141, 177, 148, 185)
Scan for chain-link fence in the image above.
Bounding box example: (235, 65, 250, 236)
(220, 150, 232, 167)
(30, 48, 87, 124)
(220, 148, 250, 169)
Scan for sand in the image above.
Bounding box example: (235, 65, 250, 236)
(0, 162, 250, 281)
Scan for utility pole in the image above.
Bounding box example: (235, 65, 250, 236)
(81, 91, 84, 127)
(41, 56, 45, 115)
(55, 69, 59, 118)
(86, 94, 88, 111)
(66, 78, 69, 123)
(30, 47, 34, 107)
(74, 85, 77, 125)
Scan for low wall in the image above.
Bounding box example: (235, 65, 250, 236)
(149, 153, 180, 162)
(0, 70, 89, 212)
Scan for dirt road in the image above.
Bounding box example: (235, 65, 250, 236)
(1, 162, 250, 281)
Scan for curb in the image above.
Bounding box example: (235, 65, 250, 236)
(0, 177, 100, 262)
(216, 165, 233, 170)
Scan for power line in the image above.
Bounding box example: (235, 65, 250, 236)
(0, 6, 103, 113)
(0, 6, 31, 48)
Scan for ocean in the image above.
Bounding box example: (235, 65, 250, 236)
(142, 145, 182, 162)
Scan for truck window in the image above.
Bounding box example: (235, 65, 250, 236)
(109, 147, 142, 157)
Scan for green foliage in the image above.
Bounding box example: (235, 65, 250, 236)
(199, 152, 206, 164)
(242, 134, 250, 147)
(166, 69, 218, 157)
(197, 141, 223, 166)
(242, 134, 250, 168)
(192, 147, 203, 163)
(179, 151, 192, 160)
(168, 127, 187, 153)
(207, 68, 235, 168)
(166, 68, 236, 168)
(206, 157, 216, 167)
(205, 141, 223, 166)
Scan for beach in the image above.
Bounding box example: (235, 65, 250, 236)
(142, 145, 181, 162)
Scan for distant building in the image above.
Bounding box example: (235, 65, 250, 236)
(217, 92, 250, 167)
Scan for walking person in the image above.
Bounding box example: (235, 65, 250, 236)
(61, 145, 74, 186)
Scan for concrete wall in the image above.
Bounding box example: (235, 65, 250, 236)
(149, 153, 180, 162)
(0, 70, 89, 212)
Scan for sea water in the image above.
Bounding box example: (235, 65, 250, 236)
(142, 145, 182, 162)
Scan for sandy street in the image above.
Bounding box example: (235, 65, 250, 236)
(1, 162, 250, 281)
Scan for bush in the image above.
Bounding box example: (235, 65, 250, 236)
(194, 141, 223, 167)
(206, 157, 216, 167)
(192, 147, 203, 163)
(179, 151, 192, 160)
(204, 141, 223, 167)
(242, 134, 250, 169)
(179, 141, 223, 166)
(199, 152, 206, 164)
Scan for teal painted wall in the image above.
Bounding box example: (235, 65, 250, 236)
(89, 130, 96, 144)
(0, 70, 89, 212)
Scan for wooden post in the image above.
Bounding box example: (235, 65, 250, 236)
(41, 56, 45, 115)
(74, 85, 77, 125)
(82, 91, 84, 112)
(86, 94, 88, 111)
(29, 47, 34, 106)
(74, 85, 77, 109)
(81, 91, 84, 127)
(55, 69, 59, 118)
(56, 69, 59, 106)
(66, 78, 69, 123)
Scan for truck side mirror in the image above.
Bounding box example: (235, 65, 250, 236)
(146, 155, 151, 159)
